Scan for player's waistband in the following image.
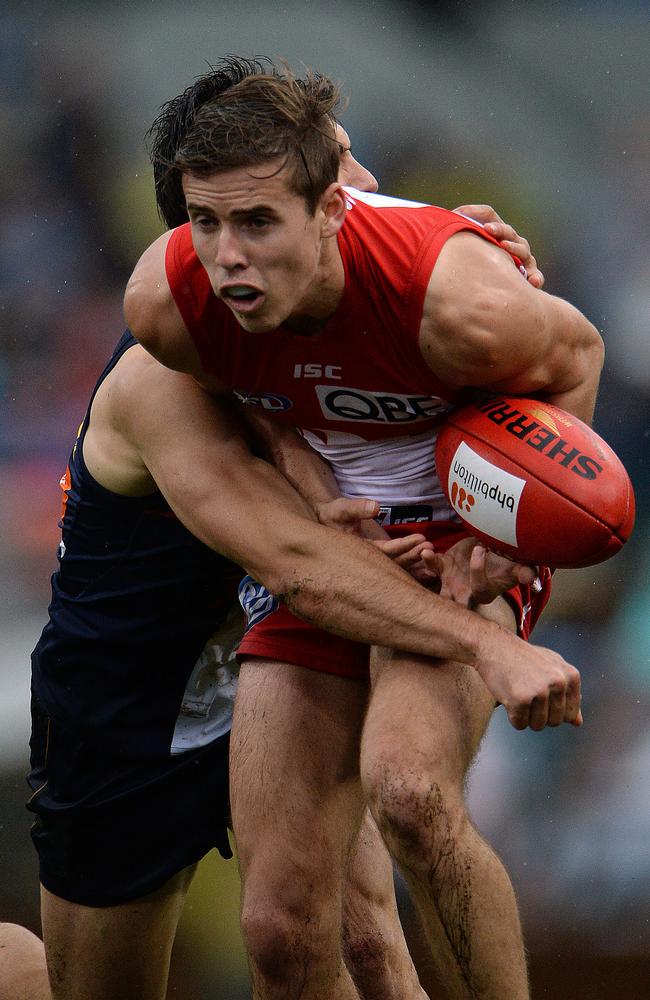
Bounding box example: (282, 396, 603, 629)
(376, 504, 454, 527)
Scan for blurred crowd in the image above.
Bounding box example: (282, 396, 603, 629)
(1, 1, 648, 996)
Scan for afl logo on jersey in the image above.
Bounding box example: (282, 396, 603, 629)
(315, 385, 447, 425)
(233, 390, 293, 412)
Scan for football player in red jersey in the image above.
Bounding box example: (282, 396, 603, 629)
(126, 62, 602, 1000)
(124, 60, 603, 1000)
(18, 58, 549, 1000)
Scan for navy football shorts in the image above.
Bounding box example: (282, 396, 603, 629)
(27, 694, 232, 907)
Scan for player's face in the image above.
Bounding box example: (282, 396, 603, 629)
(184, 161, 344, 333)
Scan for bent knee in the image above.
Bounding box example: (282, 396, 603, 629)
(364, 766, 467, 859)
(241, 895, 339, 982)
(342, 924, 389, 985)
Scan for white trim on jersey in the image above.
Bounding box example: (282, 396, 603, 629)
(343, 186, 429, 210)
(343, 188, 488, 232)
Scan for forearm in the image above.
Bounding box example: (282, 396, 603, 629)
(238, 506, 498, 670)
(159, 443, 556, 717)
(236, 407, 340, 508)
(274, 526, 585, 737)
(135, 372, 511, 677)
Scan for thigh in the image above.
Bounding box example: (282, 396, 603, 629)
(40, 867, 195, 1000)
(231, 658, 369, 890)
(362, 597, 516, 789)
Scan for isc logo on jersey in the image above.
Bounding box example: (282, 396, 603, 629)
(316, 385, 448, 425)
(447, 441, 526, 547)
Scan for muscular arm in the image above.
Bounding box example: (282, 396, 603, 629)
(111, 350, 420, 631)
(420, 232, 604, 424)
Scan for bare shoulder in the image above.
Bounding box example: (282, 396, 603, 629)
(124, 231, 226, 391)
(124, 231, 173, 333)
(419, 232, 527, 380)
(107, 341, 169, 404)
(107, 343, 199, 428)
(85, 344, 234, 494)
(418, 230, 603, 402)
(123, 231, 192, 371)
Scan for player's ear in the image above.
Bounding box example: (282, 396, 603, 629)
(319, 183, 347, 238)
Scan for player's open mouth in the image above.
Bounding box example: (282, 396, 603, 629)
(221, 285, 264, 313)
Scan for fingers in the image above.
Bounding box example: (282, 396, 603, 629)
(317, 497, 380, 529)
(452, 204, 501, 224)
(373, 535, 429, 564)
(452, 205, 545, 288)
(373, 537, 440, 585)
(528, 686, 563, 731)
(470, 545, 528, 603)
(483, 222, 545, 290)
(514, 562, 538, 587)
(472, 544, 514, 600)
(420, 548, 445, 573)
(419, 548, 457, 597)
(525, 269, 545, 289)
(563, 667, 582, 727)
(506, 663, 582, 732)
(468, 544, 497, 604)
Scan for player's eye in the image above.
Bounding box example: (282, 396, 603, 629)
(191, 214, 218, 231)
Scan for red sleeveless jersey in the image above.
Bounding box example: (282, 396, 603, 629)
(165, 189, 520, 442)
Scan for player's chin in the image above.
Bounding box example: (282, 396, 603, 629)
(230, 310, 276, 334)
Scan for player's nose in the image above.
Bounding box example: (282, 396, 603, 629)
(348, 157, 378, 193)
(215, 227, 247, 269)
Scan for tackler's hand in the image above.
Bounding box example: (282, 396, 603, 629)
(421, 536, 540, 608)
(478, 630, 583, 732)
(372, 534, 438, 585)
(453, 203, 544, 289)
(315, 497, 381, 536)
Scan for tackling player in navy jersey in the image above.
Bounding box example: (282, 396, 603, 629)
(16, 58, 548, 1000)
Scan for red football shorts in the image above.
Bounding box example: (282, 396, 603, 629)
(237, 523, 552, 681)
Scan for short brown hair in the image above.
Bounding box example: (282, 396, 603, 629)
(148, 56, 277, 228)
(173, 63, 344, 214)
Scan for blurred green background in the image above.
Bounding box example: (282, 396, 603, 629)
(1, 1, 648, 997)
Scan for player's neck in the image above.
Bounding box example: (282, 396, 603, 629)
(285, 240, 344, 336)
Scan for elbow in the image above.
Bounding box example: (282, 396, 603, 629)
(588, 324, 605, 375)
(248, 546, 321, 614)
(259, 562, 314, 607)
(576, 319, 605, 390)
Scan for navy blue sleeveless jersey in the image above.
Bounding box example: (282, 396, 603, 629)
(31, 331, 242, 758)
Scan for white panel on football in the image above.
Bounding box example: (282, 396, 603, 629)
(447, 441, 526, 546)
